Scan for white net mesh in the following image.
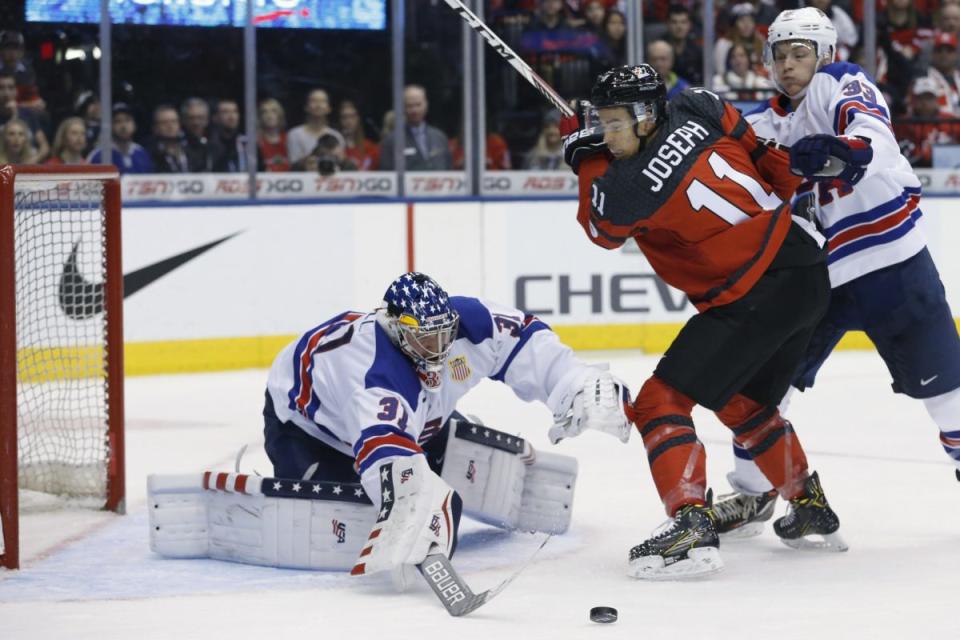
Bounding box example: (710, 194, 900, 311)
(14, 179, 112, 502)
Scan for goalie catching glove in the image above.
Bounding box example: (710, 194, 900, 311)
(548, 367, 633, 445)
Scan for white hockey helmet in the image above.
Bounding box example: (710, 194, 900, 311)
(763, 8, 838, 97)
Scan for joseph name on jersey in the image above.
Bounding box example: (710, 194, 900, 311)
(266, 297, 589, 476)
(745, 61, 925, 287)
(576, 88, 807, 311)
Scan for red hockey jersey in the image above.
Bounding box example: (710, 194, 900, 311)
(576, 88, 803, 311)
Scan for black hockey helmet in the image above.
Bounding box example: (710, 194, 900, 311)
(587, 64, 667, 133)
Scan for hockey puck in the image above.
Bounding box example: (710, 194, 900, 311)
(589, 606, 618, 624)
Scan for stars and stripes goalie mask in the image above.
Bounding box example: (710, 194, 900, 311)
(378, 272, 460, 387)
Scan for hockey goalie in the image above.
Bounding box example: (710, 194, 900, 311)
(148, 271, 631, 586)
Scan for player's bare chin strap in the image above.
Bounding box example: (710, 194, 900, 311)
(631, 376, 705, 516)
(715, 394, 809, 500)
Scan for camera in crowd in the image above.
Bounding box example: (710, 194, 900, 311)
(309, 133, 357, 176)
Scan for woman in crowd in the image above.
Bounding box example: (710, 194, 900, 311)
(524, 111, 564, 170)
(46, 116, 88, 165)
(602, 10, 627, 67)
(258, 98, 290, 172)
(582, 0, 607, 35)
(714, 3, 767, 78)
(713, 43, 775, 101)
(0, 118, 38, 164)
(339, 100, 379, 171)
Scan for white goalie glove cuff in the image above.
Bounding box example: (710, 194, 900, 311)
(548, 366, 632, 445)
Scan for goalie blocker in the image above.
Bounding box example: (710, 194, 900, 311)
(149, 418, 577, 571)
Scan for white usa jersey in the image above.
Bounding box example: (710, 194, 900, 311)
(745, 62, 925, 287)
(266, 297, 590, 476)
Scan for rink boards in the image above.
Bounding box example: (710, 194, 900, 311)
(69, 197, 960, 374)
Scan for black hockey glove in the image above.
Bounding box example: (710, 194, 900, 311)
(560, 101, 607, 175)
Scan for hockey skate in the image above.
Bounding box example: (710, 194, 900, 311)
(773, 472, 848, 552)
(713, 489, 778, 540)
(627, 504, 723, 580)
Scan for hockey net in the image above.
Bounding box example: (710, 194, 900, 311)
(0, 165, 125, 569)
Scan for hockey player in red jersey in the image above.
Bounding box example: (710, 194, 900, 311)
(556, 64, 860, 578)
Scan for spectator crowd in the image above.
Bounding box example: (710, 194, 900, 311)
(4, 0, 960, 173)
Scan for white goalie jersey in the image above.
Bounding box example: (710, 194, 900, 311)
(745, 61, 926, 287)
(266, 296, 591, 476)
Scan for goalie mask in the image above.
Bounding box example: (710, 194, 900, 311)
(378, 272, 460, 384)
(585, 64, 667, 138)
(763, 8, 837, 99)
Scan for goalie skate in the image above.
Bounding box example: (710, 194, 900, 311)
(713, 489, 777, 540)
(774, 472, 848, 552)
(627, 504, 723, 580)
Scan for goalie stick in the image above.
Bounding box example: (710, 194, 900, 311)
(419, 534, 551, 617)
(441, 0, 574, 118)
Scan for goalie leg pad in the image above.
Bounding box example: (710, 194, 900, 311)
(439, 418, 578, 534)
(148, 473, 377, 571)
(517, 449, 577, 534)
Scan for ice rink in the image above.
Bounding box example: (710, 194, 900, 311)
(2, 350, 958, 639)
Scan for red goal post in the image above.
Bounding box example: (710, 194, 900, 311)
(0, 165, 125, 570)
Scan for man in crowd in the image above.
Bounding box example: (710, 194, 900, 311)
(209, 99, 258, 172)
(181, 97, 212, 171)
(148, 104, 189, 173)
(664, 5, 704, 85)
(0, 69, 48, 160)
(379, 85, 452, 171)
(87, 102, 154, 173)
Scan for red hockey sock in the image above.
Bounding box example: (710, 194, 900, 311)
(633, 376, 705, 515)
(715, 394, 809, 499)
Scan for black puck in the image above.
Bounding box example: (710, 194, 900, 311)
(589, 606, 618, 624)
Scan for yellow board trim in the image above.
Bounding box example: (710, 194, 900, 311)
(19, 320, 956, 377)
(123, 335, 297, 376)
(551, 323, 881, 353)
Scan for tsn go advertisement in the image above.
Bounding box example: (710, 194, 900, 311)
(120, 172, 582, 201)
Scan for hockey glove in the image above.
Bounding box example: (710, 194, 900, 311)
(789, 134, 873, 185)
(549, 369, 632, 444)
(560, 101, 607, 175)
(352, 455, 461, 579)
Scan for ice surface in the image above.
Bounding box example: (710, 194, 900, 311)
(2, 351, 958, 639)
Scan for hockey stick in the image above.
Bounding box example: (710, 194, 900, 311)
(441, 0, 575, 117)
(419, 534, 551, 617)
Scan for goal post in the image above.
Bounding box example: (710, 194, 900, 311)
(0, 164, 125, 570)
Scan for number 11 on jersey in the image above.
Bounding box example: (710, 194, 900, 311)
(591, 183, 606, 217)
(686, 152, 782, 226)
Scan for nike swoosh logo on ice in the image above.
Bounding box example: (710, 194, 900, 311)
(921, 375, 939, 386)
(58, 231, 242, 320)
